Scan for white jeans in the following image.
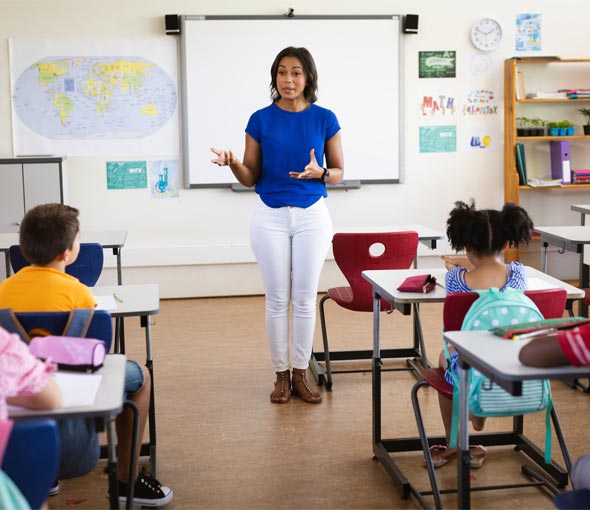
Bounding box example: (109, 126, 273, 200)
(250, 197, 333, 371)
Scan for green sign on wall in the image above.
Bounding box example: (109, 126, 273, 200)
(419, 51, 456, 78)
(419, 126, 457, 153)
(106, 161, 148, 190)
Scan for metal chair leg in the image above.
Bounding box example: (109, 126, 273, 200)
(411, 378, 443, 509)
(319, 294, 334, 391)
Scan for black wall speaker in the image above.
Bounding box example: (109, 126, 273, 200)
(165, 14, 180, 35)
(403, 14, 419, 34)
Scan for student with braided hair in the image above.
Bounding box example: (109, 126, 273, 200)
(429, 199, 534, 469)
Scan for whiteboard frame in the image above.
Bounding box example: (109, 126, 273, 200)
(179, 14, 403, 189)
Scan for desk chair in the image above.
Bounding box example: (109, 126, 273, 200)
(316, 231, 419, 390)
(9, 243, 104, 286)
(411, 288, 570, 509)
(2, 419, 60, 510)
(554, 489, 590, 509)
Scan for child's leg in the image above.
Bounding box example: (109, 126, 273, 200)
(117, 361, 150, 482)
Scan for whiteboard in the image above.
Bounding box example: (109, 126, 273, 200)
(180, 15, 402, 188)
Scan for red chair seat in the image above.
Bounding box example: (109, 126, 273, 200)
(328, 286, 393, 312)
(420, 367, 453, 399)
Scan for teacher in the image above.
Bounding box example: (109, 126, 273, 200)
(211, 46, 344, 404)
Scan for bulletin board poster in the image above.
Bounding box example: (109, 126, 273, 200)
(106, 161, 147, 190)
(150, 160, 179, 199)
(419, 126, 457, 153)
(9, 38, 179, 157)
(516, 14, 542, 52)
(419, 51, 456, 78)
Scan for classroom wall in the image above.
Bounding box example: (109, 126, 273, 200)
(1, 0, 589, 297)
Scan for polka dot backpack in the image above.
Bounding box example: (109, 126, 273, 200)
(446, 287, 553, 462)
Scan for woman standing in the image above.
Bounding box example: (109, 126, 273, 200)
(211, 46, 344, 404)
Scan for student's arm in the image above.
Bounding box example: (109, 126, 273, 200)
(7, 377, 62, 410)
(518, 334, 570, 367)
(440, 255, 474, 271)
(210, 133, 261, 187)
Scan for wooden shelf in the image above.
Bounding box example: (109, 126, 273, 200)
(504, 57, 590, 262)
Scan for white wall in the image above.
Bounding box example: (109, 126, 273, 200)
(1, 0, 589, 297)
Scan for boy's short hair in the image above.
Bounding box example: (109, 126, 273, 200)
(19, 203, 80, 266)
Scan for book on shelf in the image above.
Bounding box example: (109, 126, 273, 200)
(516, 71, 525, 100)
(572, 169, 590, 183)
(527, 177, 563, 187)
(515, 143, 527, 185)
(525, 91, 568, 99)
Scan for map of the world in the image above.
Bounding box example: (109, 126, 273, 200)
(12, 56, 177, 139)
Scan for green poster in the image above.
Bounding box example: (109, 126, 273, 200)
(106, 161, 148, 190)
(419, 126, 457, 153)
(419, 51, 456, 78)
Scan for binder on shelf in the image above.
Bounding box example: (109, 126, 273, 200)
(515, 143, 527, 185)
(550, 140, 571, 184)
(516, 71, 525, 100)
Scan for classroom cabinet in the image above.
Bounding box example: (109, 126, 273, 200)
(504, 58, 590, 262)
(0, 158, 65, 233)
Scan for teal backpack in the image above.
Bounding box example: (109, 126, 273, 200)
(445, 287, 554, 463)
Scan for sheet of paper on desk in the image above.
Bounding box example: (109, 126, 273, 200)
(527, 277, 559, 291)
(94, 295, 117, 311)
(53, 372, 102, 407)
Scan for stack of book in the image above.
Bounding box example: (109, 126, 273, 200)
(571, 169, 590, 184)
(558, 89, 590, 99)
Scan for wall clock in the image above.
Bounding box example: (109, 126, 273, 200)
(470, 18, 503, 51)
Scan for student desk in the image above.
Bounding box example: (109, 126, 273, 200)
(93, 284, 159, 476)
(361, 267, 583, 508)
(9, 354, 126, 510)
(444, 330, 590, 510)
(534, 225, 590, 316)
(570, 203, 590, 225)
(310, 225, 444, 386)
(0, 230, 128, 284)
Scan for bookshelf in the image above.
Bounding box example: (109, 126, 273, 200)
(504, 57, 590, 261)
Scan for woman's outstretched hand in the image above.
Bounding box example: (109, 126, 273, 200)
(289, 148, 322, 179)
(211, 147, 236, 167)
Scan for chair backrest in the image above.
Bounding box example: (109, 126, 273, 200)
(332, 231, 419, 311)
(14, 310, 113, 352)
(443, 288, 567, 331)
(1, 418, 60, 510)
(9, 243, 104, 286)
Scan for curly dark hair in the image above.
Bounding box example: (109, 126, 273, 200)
(19, 203, 80, 265)
(269, 46, 318, 103)
(446, 199, 533, 255)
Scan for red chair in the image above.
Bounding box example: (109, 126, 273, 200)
(314, 231, 419, 390)
(411, 288, 569, 509)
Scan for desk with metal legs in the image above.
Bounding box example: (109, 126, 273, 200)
(9, 355, 126, 510)
(310, 225, 444, 386)
(94, 284, 159, 476)
(362, 267, 583, 509)
(445, 330, 590, 510)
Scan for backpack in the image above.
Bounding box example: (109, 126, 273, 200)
(445, 288, 554, 463)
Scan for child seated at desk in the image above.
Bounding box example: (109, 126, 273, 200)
(0, 203, 173, 507)
(0, 325, 62, 510)
(519, 326, 590, 490)
(430, 199, 534, 469)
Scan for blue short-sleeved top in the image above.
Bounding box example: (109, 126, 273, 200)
(445, 261, 527, 293)
(246, 103, 341, 208)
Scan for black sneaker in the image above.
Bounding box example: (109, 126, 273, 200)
(118, 472, 173, 507)
(49, 480, 60, 496)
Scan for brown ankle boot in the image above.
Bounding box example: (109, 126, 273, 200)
(270, 370, 291, 404)
(291, 368, 322, 404)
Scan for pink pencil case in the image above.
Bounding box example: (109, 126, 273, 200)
(29, 336, 106, 373)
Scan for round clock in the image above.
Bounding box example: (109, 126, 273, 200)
(470, 18, 503, 51)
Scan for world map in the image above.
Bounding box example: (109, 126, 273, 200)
(12, 56, 177, 139)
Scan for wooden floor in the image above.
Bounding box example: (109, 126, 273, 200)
(49, 295, 589, 509)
